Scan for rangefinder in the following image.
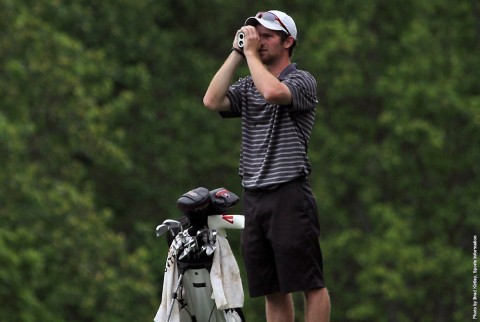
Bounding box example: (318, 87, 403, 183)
(237, 32, 245, 48)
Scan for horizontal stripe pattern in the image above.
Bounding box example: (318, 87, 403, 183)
(222, 64, 318, 189)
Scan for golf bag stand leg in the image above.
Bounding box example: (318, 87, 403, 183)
(167, 270, 184, 322)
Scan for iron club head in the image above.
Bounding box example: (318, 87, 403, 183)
(156, 224, 169, 237)
(162, 219, 182, 229)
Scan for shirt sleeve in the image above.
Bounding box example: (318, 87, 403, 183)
(219, 77, 248, 118)
(282, 71, 318, 112)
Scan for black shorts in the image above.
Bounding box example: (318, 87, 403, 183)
(241, 177, 325, 297)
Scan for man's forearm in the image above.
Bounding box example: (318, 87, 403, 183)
(245, 52, 292, 106)
(203, 51, 243, 111)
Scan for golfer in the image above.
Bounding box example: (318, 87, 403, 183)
(203, 10, 330, 322)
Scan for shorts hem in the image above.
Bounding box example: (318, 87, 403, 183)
(249, 283, 326, 298)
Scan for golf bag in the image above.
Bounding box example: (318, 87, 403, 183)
(153, 187, 246, 322)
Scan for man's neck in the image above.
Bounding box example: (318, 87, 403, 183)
(266, 59, 291, 78)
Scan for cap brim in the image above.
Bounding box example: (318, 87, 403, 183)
(244, 17, 286, 33)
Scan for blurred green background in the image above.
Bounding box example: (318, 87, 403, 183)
(1, 0, 478, 321)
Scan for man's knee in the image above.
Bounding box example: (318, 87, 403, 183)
(266, 292, 292, 305)
(266, 293, 294, 322)
(304, 287, 329, 301)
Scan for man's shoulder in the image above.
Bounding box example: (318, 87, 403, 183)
(289, 68, 315, 80)
(283, 68, 317, 91)
(279, 63, 315, 79)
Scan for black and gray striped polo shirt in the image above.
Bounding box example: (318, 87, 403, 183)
(222, 63, 318, 189)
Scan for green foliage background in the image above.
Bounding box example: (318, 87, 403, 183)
(0, 0, 478, 321)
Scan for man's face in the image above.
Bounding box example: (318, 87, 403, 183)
(255, 25, 286, 65)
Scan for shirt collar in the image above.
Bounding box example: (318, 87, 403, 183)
(278, 63, 298, 80)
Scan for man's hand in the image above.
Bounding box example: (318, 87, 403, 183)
(238, 26, 260, 57)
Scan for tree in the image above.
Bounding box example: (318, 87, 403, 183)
(0, 1, 155, 321)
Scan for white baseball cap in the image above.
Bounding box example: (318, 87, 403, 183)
(245, 10, 298, 40)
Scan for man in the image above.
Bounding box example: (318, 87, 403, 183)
(203, 10, 330, 322)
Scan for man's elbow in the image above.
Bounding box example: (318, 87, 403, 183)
(203, 95, 230, 112)
(203, 95, 218, 111)
(262, 89, 278, 103)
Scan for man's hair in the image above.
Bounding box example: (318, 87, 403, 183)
(278, 31, 297, 57)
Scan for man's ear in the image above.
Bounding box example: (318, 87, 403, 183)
(284, 36, 295, 49)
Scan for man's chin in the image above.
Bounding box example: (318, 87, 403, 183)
(259, 52, 270, 63)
